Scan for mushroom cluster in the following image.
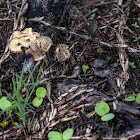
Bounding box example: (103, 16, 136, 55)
(8, 28, 71, 62)
(8, 28, 53, 61)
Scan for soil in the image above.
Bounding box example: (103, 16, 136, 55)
(0, 0, 140, 140)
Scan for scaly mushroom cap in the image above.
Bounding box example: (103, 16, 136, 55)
(37, 36, 53, 52)
(55, 44, 71, 62)
(29, 43, 41, 52)
(30, 36, 53, 53)
(26, 48, 45, 61)
(8, 38, 23, 52)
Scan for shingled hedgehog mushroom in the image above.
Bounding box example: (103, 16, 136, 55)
(25, 36, 53, 61)
(8, 28, 40, 53)
(8, 28, 53, 61)
(55, 44, 71, 62)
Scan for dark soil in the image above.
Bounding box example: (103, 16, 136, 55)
(0, 0, 140, 139)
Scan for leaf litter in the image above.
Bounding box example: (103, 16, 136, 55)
(0, 0, 140, 139)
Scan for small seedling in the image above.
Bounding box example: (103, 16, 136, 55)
(131, 22, 139, 28)
(0, 121, 9, 128)
(82, 64, 89, 76)
(90, 13, 95, 20)
(133, 36, 140, 42)
(32, 87, 46, 107)
(95, 102, 115, 121)
(48, 128, 74, 140)
(129, 61, 136, 68)
(0, 97, 12, 111)
(124, 92, 140, 103)
(36, 87, 46, 98)
(32, 97, 43, 107)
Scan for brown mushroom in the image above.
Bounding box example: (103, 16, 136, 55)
(30, 36, 53, 53)
(36, 36, 53, 52)
(25, 36, 53, 61)
(26, 48, 45, 61)
(55, 44, 71, 62)
(8, 38, 23, 52)
(8, 28, 53, 62)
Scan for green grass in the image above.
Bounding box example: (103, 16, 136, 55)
(0, 61, 47, 128)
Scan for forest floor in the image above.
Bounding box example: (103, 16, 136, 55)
(1, 0, 140, 139)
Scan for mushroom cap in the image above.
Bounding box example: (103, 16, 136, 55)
(18, 34, 39, 48)
(55, 44, 71, 62)
(26, 48, 45, 61)
(29, 42, 41, 52)
(37, 36, 53, 52)
(8, 38, 23, 52)
(8, 28, 41, 53)
(30, 36, 53, 53)
(10, 31, 21, 40)
(18, 37, 32, 48)
(21, 28, 33, 35)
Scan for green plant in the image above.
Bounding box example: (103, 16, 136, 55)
(131, 22, 139, 28)
(133, 36, 140, 42)
(36, 87, 46, 98)
(95, 102, 115, 121)
(129, 61, 136, 68)
(48, 128, 74, 140)
(82, 64, 89, 76)
(90, 13, 95, 20)
(0, 61, 47, 128)
(0, 97, 12, 111)
(124, 92, 140, 103)
(0, 121, 9, 128)
(32, 97, 43, 107)
(32, 87, 46, 107)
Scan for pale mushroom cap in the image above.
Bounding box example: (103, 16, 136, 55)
(32, 32, 40, 37)
(55, 44, 71, 62)
(18, 37, 32, 48)
(26, 48, 45, 61)
(21, 28, 33, 34)
(10, 31, 21, 40)
(8, 38, 23, 52)
(18, 33, 40, 48)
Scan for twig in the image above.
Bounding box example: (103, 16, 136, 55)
(0, 18, 12, 21)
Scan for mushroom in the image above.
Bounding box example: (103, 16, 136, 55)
(8, 38, 23, 52)
(35, 36, 53, 52)
(25, 36, 53, 61)
(21, 28, 33, 34)
(55, 44, 71, 62)
(26, 48, 45, 61)
(10, 31, 21, 40)
(8, 28, 40, 53)
(8, 28, 52, 61)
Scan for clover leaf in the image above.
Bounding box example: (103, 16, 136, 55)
(124, 96, 135, 101)
(36, 87, 46, 98)
(101, 113, 115, 121)
(95, 102, 110, 116)
(32, 97, 43, 107)
(63, 128, 74, 140)
(48, 131, 62, 140)
(0, 97, 12, 111)
(136, 93, 140, 103)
